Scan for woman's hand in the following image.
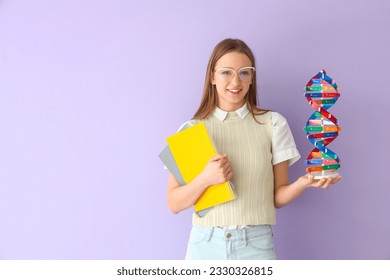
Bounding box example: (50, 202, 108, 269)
(196, 154, 233, 187)
(298, 173, 341, 189)
(273, 161, 342, 208)
(167, 154, 232, 214)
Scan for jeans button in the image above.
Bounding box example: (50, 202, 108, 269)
(226, 233, 232, 238)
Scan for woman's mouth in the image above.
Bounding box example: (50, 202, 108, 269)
(228, 89, 241, 95)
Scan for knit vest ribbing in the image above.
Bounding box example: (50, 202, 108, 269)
(192, 111, 275, 226)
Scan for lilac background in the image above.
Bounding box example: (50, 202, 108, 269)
(0, 0, 389, 260)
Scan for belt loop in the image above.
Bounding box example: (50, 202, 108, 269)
(207, 227, 214, 242)
(242, 228, 248, 246)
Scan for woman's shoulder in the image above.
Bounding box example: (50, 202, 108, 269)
(270, 111, 287, 125)
(251, 108, 289, 128)
(251, 107, 274, 122)
(176, 119, 201, 132)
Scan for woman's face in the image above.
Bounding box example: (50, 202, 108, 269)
(211, 51, 253, 111)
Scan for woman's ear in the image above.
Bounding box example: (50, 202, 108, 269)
(211, 74, 216, 85)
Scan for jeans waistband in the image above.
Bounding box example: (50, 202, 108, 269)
(192, 224, 273, 242)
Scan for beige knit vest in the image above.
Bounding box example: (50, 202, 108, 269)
(192, 111, 275, 226)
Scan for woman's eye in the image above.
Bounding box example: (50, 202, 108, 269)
(240, 71, 250, 76)
(221, 70, 231, 75)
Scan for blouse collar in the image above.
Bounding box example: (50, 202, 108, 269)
(213, 103, 249, 121)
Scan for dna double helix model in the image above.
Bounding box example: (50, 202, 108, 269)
(304, 70, 341, 178)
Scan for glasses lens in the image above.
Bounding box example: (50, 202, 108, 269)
(238, 67, 254, 82)
(216, 68, 234, 81)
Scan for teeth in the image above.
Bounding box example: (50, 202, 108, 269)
(229, 90, 240, 92)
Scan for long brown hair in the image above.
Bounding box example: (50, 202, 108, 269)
(193, 38, 269, 121)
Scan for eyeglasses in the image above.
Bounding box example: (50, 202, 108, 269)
(214, 67, 255, 82)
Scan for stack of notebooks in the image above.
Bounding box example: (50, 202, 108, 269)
(159, 122, 236, 216)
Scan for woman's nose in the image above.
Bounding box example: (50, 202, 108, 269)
(231, 72, 241, 85)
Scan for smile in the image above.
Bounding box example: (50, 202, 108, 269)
(228, 89, 241, 94)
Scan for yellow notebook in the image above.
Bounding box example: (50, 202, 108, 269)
(166, 122, 236, 212)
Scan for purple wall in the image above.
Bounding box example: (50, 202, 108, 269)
(0, 0, 389, 259)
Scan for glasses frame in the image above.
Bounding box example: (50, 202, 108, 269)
(214, 66, 256, 82)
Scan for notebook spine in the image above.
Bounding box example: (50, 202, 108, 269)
(228, 182, 236, 198)
(205, 122, 218, 162)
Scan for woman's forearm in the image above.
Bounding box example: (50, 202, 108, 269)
(167, 175, 209, 214)
(274, 179, 307, 208)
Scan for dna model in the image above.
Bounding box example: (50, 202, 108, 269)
(304, 70, 340, 179)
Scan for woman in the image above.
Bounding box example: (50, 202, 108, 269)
(166, 38, 341, 260)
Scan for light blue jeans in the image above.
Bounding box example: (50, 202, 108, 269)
(185, 224, 277, 260)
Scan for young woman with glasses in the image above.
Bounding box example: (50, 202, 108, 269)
(166, 38, 341, 260)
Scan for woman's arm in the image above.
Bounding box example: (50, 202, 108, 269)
(167, 154, 233, 214)
(273, 161, 341, 208)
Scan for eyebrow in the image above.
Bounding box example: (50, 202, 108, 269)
(215, 66, 253, 70)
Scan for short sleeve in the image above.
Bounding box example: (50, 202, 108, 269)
(176, 120, 198, 133)
(271, 112, 301, 166)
